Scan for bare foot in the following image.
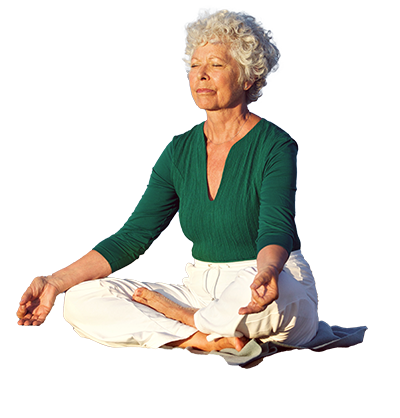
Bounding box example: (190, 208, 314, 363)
(132, 287, 174, 313)
(214, 335, 249, 352)
(168, 332, 249, 352)
(132, 287, 197, 327)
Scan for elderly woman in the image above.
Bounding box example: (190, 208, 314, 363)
(17, 10, 318, 353)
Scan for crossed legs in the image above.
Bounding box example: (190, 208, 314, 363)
(64, 256, 318, 351)
(132, 287, 248, 352)
(64, 279, 248, 352)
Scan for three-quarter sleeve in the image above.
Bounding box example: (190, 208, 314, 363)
(93, 142, 179, 272)
(256, 136, 300, 255)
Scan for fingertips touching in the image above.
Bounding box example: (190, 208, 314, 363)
(16, 306, 26, 319)
(251, 288, 265, 304)
(250, 279, 261, 290)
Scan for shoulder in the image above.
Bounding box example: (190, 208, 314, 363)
(257, 119, 298, 151)
(155, 122, 204, 180)
(252, 120, 298, 177)
(170, 122, 204, 152)
(155, 122, 204, 164)
(163, 122, 205, 167)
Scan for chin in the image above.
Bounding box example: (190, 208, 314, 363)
(195, 101, 220, 111)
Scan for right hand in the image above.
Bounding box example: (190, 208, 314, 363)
(17, 276, 61, 326)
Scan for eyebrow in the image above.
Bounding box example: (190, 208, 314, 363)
(191, 55, 227, 62)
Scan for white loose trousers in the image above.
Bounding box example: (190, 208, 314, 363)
(64, 250, 319, 348)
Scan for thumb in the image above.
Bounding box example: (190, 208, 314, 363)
(238, 306, 249, 315)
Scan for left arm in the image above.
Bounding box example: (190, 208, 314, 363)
(240, 131, 298, 315)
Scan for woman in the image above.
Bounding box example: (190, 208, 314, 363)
(17, 10, 318, 353)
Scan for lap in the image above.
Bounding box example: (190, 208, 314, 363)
(64, 250, 318, 347)
(64, 278, 199, 348)
(192, 265, 318, 345)
(66, 277, 199, 306)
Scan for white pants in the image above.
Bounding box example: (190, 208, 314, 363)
(64, 250, 319, 348)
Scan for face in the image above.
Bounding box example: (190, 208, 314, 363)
(189, 43, 251, 111)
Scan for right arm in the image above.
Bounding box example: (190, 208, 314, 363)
(17, 141, 178, 326)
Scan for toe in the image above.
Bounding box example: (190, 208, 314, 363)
(133, 287, 147, 298)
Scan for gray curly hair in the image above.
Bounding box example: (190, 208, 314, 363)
(184, 10, 280, 104)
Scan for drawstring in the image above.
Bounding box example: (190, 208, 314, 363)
(202, 263, 230, 300)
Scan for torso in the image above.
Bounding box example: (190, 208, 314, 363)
(172, 117, 300, 261)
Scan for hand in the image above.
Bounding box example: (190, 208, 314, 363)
(238, 266, 279, 315)
(17, 276, 61, 326)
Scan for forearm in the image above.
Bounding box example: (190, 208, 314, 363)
(50, 250, 112, 293)
(257, 244, 289, 274)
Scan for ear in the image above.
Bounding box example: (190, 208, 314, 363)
(243, 80, 254, 91)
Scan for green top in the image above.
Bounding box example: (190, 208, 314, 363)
(94, 119, 301, 272)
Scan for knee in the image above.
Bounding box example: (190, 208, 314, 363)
(63, 282, 96, 326)
(278, 270, 306, 301)
(237, 276, 318, 343)
(63, 288, 81, 326)
(279, 298, 319, 345)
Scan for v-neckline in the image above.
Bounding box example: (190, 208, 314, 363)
(201, 119, 263, 202)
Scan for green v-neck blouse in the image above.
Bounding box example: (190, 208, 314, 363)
(94, 119, 301, 272)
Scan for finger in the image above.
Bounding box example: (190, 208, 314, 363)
(17, 318, 25, 325)
(238, 289, 266, 315)
(250, 276, 265, 290)
(252, 289, 278, 310)
(16, 304, 27, 319)
(19, 313, 34, 326)
(31, 317, 45, 326)
(238, 304, 263, 315)
(250, 287, 267, 306)
(239, 290, 274, 315)
(239, 306, 252, 315)
(19, 286, 34, 306)
(239, 297, 265, 315)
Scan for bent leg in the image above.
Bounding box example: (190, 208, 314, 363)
(237, 269, 319, 346)
(193, 266, 318, 346)
(63, 278, 198, 348)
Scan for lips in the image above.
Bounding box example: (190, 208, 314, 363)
(196, 88, 214, 94)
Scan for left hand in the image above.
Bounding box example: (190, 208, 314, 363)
(238, 266, 279, 315)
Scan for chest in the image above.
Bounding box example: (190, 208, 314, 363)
(172, 129, 265, 206)
(176, 138, 262, 260)
(206, 143, 235, 201)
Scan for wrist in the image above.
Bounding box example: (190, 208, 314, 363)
(46, 274, 71, 294)
(259, 264, 281, 275)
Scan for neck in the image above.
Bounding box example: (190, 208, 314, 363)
(205, 105, 250, 145)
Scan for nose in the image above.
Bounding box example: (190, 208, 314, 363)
(197, 65, 210, 81)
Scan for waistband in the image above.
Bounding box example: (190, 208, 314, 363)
(193, 250, 302, 270)
(193, 258, 255, 270)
